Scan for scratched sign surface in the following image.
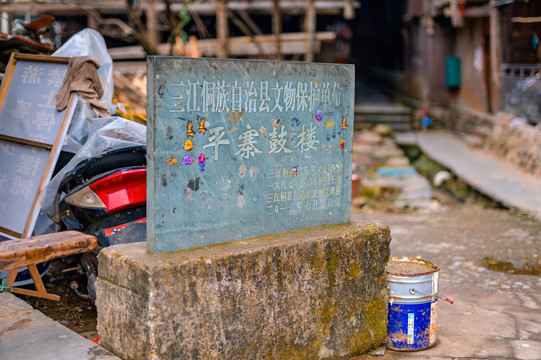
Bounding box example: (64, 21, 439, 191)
(147, 57, 354, 253)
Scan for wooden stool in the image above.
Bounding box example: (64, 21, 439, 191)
(0, 231, 97, 301)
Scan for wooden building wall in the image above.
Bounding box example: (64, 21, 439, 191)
(454, 17, 491, 112)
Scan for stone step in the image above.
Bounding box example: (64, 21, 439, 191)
(354, 120, 412, 131)
(354, 104, 411, 115)
(355, 114, 412, 123)
(354, 104, 413, 131)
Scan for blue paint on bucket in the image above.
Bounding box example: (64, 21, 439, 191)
(387, 299, 438, 350)
(386, 257, 440, 351)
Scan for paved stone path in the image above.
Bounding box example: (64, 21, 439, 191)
(396, 130, 541, 221)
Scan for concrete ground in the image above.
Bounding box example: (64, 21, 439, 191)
(0, 293, 120, 360)
(352, 205, 541, 360)
(351, 109, 540, 359)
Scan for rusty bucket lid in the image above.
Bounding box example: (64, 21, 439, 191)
(387, 256, 440, 276)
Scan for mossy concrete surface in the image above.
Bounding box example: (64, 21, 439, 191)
(96, 222, 391, 360)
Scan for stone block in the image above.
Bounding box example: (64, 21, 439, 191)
(96, 223, 391, 360)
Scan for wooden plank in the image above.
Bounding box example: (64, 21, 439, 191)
(108, 31, 335, 59)
(0, 134, 53, 150)
(0, 231, 97, 272)
(11, 286, 60, 301)
(10, 263, 62, 301)
(0, 226, 22, 239)
(0, 1, 360, 15)
(12, 53, 70, 64)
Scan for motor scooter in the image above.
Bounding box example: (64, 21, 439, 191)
(54, 145, 147, 302)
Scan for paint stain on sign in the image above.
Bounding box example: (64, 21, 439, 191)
(227, 110, 245, 123)
(237, 194, 245, 208)
(239, 164, 247, 178)
(187, 177, 200, 192)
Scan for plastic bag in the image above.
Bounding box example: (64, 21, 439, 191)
(53, 28, 114, 153)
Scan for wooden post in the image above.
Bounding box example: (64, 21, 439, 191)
(305, 0, 316, 62)
(145, 0, 160, 50)
(87, 13, 98, 30)
(272, 0, 283, 60)
(1, 12, 11, 34)
(489, 0, 502, 112)
(217, 0, 229, 58)
(238, 10, 264, 35)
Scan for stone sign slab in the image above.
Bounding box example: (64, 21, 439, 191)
(147, 57, 354, 253)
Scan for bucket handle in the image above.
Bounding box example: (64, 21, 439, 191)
(409, 288, 454, 304)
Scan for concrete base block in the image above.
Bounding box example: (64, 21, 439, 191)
(96, 223, 391, 360)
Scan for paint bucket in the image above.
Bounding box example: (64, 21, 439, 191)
(386, 256, 440, 351)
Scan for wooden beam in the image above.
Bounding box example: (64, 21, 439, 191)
(225, 7, 266, 57)
(511, 16, 541, 23)
(0, 1, 361, 16)
(237, 10, 264, 35)
(343, 0, 355, 20)
(464, 6, 490, 18)
(108, 31, 335, 59)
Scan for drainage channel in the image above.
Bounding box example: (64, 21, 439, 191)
(399, 144, 505, 209)
(398, 143, 540, 277)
